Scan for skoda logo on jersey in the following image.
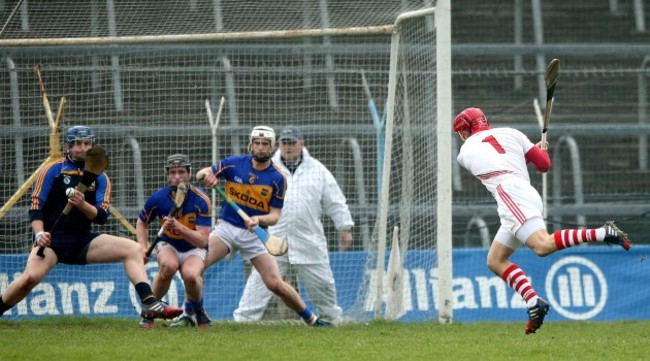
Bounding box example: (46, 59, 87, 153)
(544, 256, 608, 320)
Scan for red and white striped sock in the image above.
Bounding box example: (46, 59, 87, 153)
(502, 264, 538, 308)
(554, 228, 606, 250)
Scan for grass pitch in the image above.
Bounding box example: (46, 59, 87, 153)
(1, 319, 648, 361)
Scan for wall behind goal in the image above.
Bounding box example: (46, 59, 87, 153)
(0, 40, 396, 247)
(2, 246, 648, 322)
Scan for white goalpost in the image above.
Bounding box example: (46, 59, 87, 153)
(205, 96, 225, 227)
(0, 0, 451, 323)
(365, 4, 452, 323)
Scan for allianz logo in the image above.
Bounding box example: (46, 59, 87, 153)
(545, 256, 607, 320)
(364, 256, 607, 320)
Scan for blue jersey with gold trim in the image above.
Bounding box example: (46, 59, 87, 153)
(210, 154, 286, 229)
(29, 156, 111, 233)
(138, 184, 212, 252)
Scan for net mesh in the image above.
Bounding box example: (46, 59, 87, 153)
(0, 1, 440, 321)
(348, 13, 439, 321)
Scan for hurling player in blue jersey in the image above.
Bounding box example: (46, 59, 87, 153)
(196, 126, 332, 327)
(136, 154, 212, 329)
(0, 126, 182, 320)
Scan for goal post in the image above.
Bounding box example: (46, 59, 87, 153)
(370, 4, 453, 323)
(435, 0, 453, 325)
(0, 1, 451, 323)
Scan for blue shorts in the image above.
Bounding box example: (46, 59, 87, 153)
(50, 231, 100, 265)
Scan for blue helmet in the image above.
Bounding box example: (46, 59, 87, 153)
(66, 126, 95, 145)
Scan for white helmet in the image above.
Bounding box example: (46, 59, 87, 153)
(249, 125, 276, 145)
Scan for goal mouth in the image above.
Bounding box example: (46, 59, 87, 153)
(0, 3, 451, 324)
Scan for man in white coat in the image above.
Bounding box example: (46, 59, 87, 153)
(233, 126, 354, 323)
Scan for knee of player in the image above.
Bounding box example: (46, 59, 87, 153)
(485, 257, 501, 273)
(263, 277, 283, 294)
(158, 260, 179, 277)
(527, 240, 554, 257)
(522, 230, 555, 257)
(181, 272, 202, 286)
(534, 247, 553, 257)
(126, 241, 145, 258)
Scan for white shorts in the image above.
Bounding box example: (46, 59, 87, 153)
(493, 178, 546, 249)
(210, 220, 267, 261)
(156, 241, 207, 263)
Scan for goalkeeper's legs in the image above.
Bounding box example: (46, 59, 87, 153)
(0, 248, 57, 316)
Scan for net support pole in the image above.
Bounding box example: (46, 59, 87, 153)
(435, 0, 453, 325)
(374, 6, 440, 319)
(373, 26, 400, 318)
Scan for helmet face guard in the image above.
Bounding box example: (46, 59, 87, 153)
(164, 153, 191, 174)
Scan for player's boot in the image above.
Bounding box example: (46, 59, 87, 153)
(195, 308, 212, 329)
(139, 317, 154, 329)
(169, 313, 196, 327)
(140, 300, 183, 320)
(525, 298, 550, 335)
(603, 221, 631, 250)
(311, 317, 335, 327)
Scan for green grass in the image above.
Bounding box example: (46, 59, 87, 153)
(1, 319, 649, 361)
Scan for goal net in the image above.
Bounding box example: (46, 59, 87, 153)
(0, 0, 451, 323)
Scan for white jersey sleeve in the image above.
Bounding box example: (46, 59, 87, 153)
(457, 127, 535, 194)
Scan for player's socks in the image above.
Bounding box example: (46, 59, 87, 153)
(554, 228, 603, 249)
(134, 282, 157, 306)
(190, 299, 204, 315)
(0, 295, 11, 316)
(298, 308, 317, 325)
(502, 264, 538, 306)
(184, 301, 194, 315)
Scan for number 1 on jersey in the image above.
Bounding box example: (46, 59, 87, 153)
(482, 135, 505, 154)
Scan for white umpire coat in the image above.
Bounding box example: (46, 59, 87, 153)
(269, 147, 354, 264)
